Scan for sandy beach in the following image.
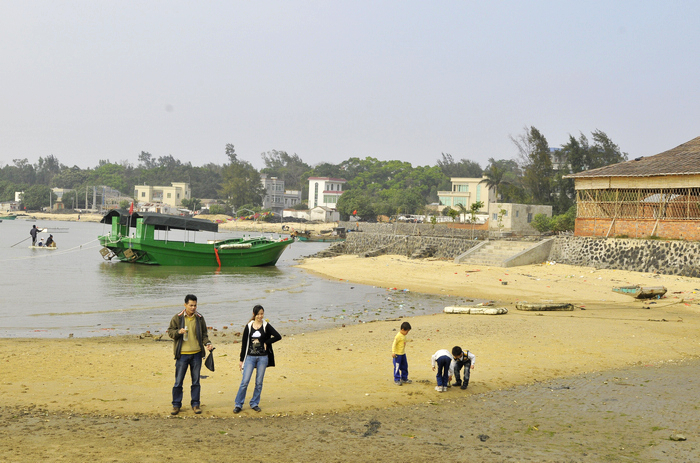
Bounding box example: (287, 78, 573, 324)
(2, 229, 700, 460)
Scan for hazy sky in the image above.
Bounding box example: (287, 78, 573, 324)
(2, 1, 699, 170)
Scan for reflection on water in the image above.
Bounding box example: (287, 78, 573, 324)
(1, 219, 454, 338)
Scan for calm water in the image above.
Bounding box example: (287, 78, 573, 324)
(1, 218, 454, 338)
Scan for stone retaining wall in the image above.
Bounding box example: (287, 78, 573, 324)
(335, 224, 700, 278)
(341, 232, 480, 259)
(550, 236, 700, 277)
(340, 221, 489, 240)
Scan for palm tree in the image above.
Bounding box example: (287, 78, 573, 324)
(479, 164, 509, 202)
(455, 203, 468, 223)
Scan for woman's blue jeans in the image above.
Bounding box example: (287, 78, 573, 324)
(235, 355, 268, 408)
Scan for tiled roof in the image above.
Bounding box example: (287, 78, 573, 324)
(565, 136, 700, 178)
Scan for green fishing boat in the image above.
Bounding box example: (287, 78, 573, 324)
(0, 215, 17, 220)
(98, 210, 294, 267)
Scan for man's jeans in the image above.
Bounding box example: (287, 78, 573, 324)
(172, 353, 202, 408)
(235, 355, 268, 408)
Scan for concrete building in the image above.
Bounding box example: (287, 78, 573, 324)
(260, 174, 284, 214)
(284, 190, 302, 209)
(308, 177, 346, 209)
(565, 136, 700, 240)
(310, 206, 340, 222)
(488, 203, 552, 235)
(134, 182, 190, 208)
(260, 174, 302, 215)
(437, 177, 495, 213)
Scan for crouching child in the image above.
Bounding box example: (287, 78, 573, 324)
(452, 346, 475, 389)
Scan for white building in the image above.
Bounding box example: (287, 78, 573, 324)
(437, 177, 495, 212)
(310, 206, 340, 222)
(134, 182, 190, 208)
(308, 177, 347, 209)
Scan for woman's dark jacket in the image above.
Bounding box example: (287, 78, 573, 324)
(239, 321, 281, 367)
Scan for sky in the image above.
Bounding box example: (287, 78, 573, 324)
(2, 1, 700, 171)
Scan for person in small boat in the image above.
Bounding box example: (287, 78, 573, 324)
(45, 235, 55, 247)
(233, 305, 281, 414)
(30, 225, 40, 246)
(37, 238, 44, 247)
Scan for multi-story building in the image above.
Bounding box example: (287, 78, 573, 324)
(261, 174, 285, 213)
(437, 177, 495, 212)
(260, 174, 302, 215)
(134, 182, 190, 208)
(308, 177, 346, 209)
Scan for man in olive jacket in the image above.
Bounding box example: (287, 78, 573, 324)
(167, 294, 213, 415)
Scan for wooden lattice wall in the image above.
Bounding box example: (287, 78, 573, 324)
(576, 188, 700, 220)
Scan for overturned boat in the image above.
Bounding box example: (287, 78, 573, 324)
(98, 210, 293, 267)
(612, 285, 667, 300)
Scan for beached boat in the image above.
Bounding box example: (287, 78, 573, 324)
(612, 285, 667, 299)
(0, 215, 17, 220)
(293, 227, 347, 243)
(98, 210, 294, 267)
(444, 306, 508, 315)
(515, 302, 574, 311)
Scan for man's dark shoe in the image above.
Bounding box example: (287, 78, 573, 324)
(460, 384, 468, 390)
(452, 381, 462, 387)
(252, 406, 262, 412)
(192, 405, 202, 414)
(233, 407, 242, 414)
(170, 407, 180, 415)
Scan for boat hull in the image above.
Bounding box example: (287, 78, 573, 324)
(612, 285, 667, 299)
(297, 235, 345, 243)
(98, 236, 293, 267)
(0, 215, 17, 220)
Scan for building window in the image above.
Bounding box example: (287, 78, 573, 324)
(167, 193, 172, 198)
(493, 213, 498, 220)
(454, 197, 467, 207)
(141, 192, 146, 198)
(515, 210, 519, 218)
(456, 185, 468, 192)
(476, 185, 481, 202)
(527, 213, 533, 223)
(314, 183, 319, 207)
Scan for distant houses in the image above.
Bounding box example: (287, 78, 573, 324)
(134, 182, 190, 209)
(565, 136, 700, 240)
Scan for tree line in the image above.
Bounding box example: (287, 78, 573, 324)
(1, 128, 626, 220)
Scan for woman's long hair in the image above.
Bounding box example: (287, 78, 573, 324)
(249, 304, 265, 322)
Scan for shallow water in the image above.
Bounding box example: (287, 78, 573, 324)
(1, 218, 455, 338)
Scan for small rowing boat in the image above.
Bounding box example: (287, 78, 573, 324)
(612, 285, 667, 299)
(444, 306, 508, 315)
(515, 302, 574, 311)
